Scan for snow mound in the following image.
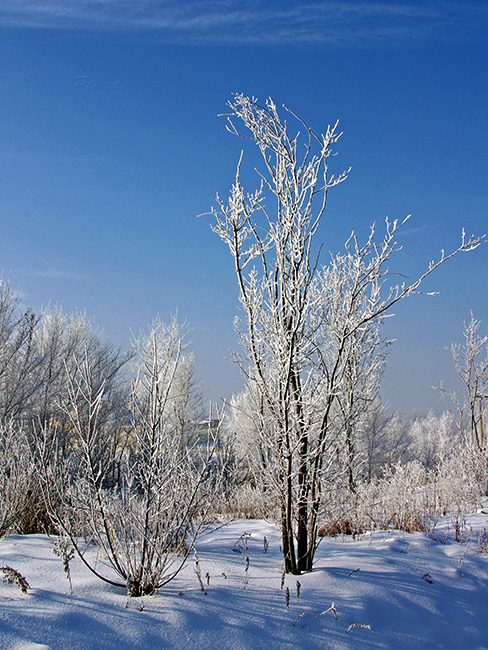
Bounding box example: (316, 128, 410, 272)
(1, 507, 488, 650)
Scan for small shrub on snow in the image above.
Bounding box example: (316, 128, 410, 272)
(347, 623, 372, 633)
(52, 533, 75, 594)
(0, 565, 30, 593)
(478, 528, 488, 554)
(301, 603, 338, 627)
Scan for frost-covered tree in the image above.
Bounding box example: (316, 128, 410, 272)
(0, 281, 129, 431)
(226, 381, 276, 488)
(0, 281, 132, 533)
(210, 94, 484, 574)
(317, 245, 389, 494)
(132, 317, 204, 455)
(36, 316, 215, 596)
(441, 314, 488, 449)
(33, 308, 129, 450)
(409, 410, 458, 468)
(0, 278, 39, 421)
(355, 400, 393, 481)
(0, 420, 31, 536)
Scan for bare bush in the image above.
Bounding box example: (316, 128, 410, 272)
(36, 317, 216, 597)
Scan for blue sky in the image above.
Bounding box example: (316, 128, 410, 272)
(0, 0, 487, 413)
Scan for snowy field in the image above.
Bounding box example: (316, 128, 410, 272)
(1, 505, 488, 650)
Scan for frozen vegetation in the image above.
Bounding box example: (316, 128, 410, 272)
(0, 96, 486, 649)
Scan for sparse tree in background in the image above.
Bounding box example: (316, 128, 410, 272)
(0, 281, 130, 433)
(33, 308, 129, 447)
(0, 278, 39, 421)
(210, 94, 484, 574)
(355, 400, 393, 481)
(441, 314, 488, 450)
(21, 309, 130, 534)
(317, 245, 389, 495)
(0, 420, 31, 537)
(409, 410, 458, 469)
(379, 411, 414, 467)
(226, 380, 276, 488)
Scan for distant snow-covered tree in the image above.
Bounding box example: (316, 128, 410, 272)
(441, 314, 488, 449)
(409, 410, 458, 469)
(0, 278, 39, 421)
(0, 420, 31, 537)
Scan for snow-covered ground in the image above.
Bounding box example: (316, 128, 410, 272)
(1, 505, 488, 650)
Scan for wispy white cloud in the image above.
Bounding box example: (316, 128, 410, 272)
(396, 223, 428, 237)
(1, 1, 487, 45)
(0, 252, 90, 284)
